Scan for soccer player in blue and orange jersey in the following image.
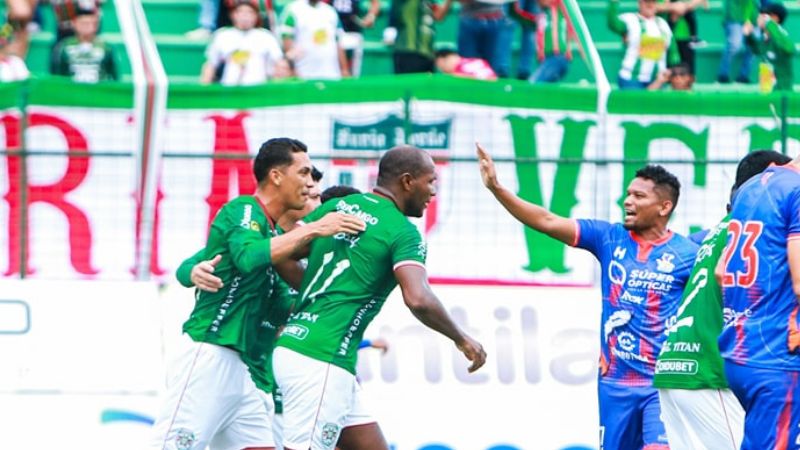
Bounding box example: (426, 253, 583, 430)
(717, 154, 800, 449)
(478, 144, 697, 450)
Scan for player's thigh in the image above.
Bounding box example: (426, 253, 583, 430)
(598, 382, 642, 450)
(337, 386, 387, 450)
(658, 388, 743, 450)
(728, 363, 800, 450)
(640, 387, 669, 449)
(273, 347, 357, 450)
(151, 340, 251, 449)
(212, 383, 276, 450)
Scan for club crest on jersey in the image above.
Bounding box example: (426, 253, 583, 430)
(321, 423, 341, 448)
(656, 253, 675, 273)
(174, 428, 196, 450)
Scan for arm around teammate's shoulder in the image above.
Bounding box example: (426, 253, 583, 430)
(395, 264, 487, 373)
(476, 143, 576, 245)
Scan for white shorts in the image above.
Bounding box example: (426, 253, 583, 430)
(272, 347, 376, 450)
(150, 334, 274, 450)
(658, 388, 744, 450)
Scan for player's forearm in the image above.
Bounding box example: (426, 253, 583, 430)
(269, 225, 318, 264)
(489, 184, 574, 244)
(408, 295, 467, 345)
(787, 239, 800, 303)
(176, 248, 205, 287)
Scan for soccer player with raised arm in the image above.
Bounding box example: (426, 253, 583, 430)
(717, 152, 800, 449)
(654, 150, 791, 450)
(150, 138, 365, 450)
(477, 143, 697, 449)
(273, 145, 487, 450)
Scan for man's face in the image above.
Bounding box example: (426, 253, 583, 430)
(405, 159, 437, 218)
(622, 177, 670, 232)
(231, 4, 258, 30)
(670, 70, 694, 90)
(278, 152, 314, 211)
(73, 14, 99, 40)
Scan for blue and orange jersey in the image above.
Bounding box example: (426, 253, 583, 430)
(574, 219, 698, 385)
(719, 164, 800, 371)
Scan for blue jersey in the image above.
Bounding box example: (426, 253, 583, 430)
(719, 165, 800, 371)
(575, 219, 698, 385)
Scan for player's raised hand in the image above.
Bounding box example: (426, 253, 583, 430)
(476, 142, 500, 191)
(457, 335, 487, 373)
(313, 211, 367, 236)
(191, 254, 224, 293)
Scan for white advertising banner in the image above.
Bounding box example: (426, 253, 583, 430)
(0, 282, 602, 450)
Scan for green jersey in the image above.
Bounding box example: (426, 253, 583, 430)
(391, 0, 438, 58)
(746, 19, 795, 92)
(275, 191, 426, 375)
(653, 217, 730, 389)
(51, 36, 118, 83)
(176, 213, 297, 394)
(182, 195, 279, 358)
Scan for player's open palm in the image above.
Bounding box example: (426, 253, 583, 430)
(314, 212, 367, 236)
(457, 335, 487, 373)
(476, 142, 499, 191)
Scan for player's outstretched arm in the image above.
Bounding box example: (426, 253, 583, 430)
(270, 212, 366, 264)
(476, 142, 576, 245)
(395, 264, 487, 373)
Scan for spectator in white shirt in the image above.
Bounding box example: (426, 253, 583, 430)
(280, 0, 350, 80)
(200, 0, 284, 85)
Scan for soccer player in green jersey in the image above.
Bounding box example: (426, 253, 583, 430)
(151, 138, 365, 450)
(654, 150, 791, 450)
(273, 145, 487, 450)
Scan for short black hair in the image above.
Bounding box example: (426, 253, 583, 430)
(761, 2, 788, 23)
(734, 149, 791, 190)
(634, 164, 681, 209)
(377, 146, 433, 187)
(311, 166, 324, 183)
(434, 48, 458, 59)
(669, 62, 691, 76)
(320, 185, 361, 203)
(252, 137, 307, 184)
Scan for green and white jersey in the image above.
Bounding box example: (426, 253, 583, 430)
(275, 191, 426, 374)
(654, 217, 730, 389)
(183, 195, 279, 358)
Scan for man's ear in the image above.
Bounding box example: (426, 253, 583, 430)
(400, 173, 414, 191)
(269, 167, 283, 187)
(659, 199, 674, 217)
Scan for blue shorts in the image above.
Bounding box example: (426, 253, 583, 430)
(725, 360, 800, 450)
(598, 381, 669, 450)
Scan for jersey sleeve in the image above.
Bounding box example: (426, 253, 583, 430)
(175, 248, 206, 287)
(219, 201, 273, 273)
(574, 218, 612, 257)
(391, 224, 426, 270)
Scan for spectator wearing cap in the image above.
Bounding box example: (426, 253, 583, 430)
(200, 0, 284, 85)
(50, 7, 117, 83)
(744, 1, 794, 91)
(0, 21, 29, 81)
(279, 0, 350, 80)
(434, 48, 497, 80)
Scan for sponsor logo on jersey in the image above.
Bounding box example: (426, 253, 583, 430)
(613, 246, 626, 259)
(655, 358, 698, 375)
(174, 428, 196, 450)
(320, 422, 341, 448)
(617, 331, 636, 352)
(620, 291, 644, 305)
(335, 200, 379, 225)
(608, 260, 627, 286)
(626, 269, 675, 292)
(722, 307, 752, 329)
(656, 253, 675, 273)
(240, 204, 253, 229)
(282, 324, 309, 340)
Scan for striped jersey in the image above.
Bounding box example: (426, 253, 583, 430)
(719, 164, 800, 371)
(575, 220, 697, 385)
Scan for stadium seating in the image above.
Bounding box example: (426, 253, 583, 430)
(10, 0, 800, 85)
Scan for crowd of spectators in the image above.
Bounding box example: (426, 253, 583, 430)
(0, 0, 795, 91)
